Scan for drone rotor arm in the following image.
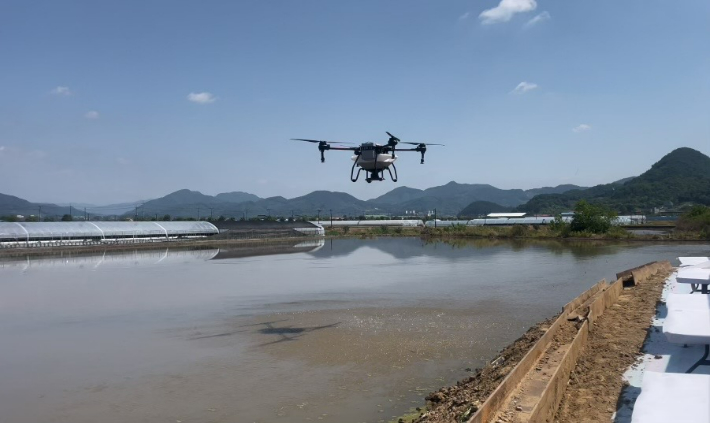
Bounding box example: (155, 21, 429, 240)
(328, 146, 359, 151)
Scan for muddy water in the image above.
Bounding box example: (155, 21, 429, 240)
(0, 239, 707, 423)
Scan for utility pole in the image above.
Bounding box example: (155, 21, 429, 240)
(38, 206, 42, 221)
(434, 208, 437, 228)
(197, 207, 200, 221)
(84, 207, 87, 221)
(317, 209, 321, 224)
(330, 209, 333, 228)
(135, 206, 139, 220)
(209, 207, 214, 220)
(69, 204, 72, 220)
(267, 208, 271, 218)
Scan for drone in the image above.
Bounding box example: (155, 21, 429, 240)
(292, 132, 444, 183)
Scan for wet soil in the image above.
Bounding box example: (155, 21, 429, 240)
(405, 315, 561, 423)
(554, 269, 671, 423)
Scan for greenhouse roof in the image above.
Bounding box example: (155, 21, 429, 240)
(0, 221, 218, 241)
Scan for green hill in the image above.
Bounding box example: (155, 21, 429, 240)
(458, 201, 509, 218)
(0, 193, 71, 219)
(518, 148, 710, 214)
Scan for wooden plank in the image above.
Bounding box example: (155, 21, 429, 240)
(469, 279, 607, 423)
(528, 320, 590, 422)
(562, 279, 607, 315)
(587, 278, 623, 326)
(618, 260, 672, 286)
(617, 261, 656, 284)
(468, 263, 669, 423)
(467, 310, 568, 423)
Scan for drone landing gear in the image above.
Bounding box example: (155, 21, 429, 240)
(351, 156, 362, 182)
(387, 164, 398, 182)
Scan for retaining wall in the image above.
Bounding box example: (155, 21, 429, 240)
(467, 261, 671, 423)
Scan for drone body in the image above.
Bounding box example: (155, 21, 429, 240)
(292, 132, 443, 183)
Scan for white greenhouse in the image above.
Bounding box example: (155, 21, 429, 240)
(0, 221, 219, 245)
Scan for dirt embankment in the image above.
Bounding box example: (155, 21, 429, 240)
(404, 315, 560, 423)
(554, 269, 671, 422)
(402, 268, 671, 423)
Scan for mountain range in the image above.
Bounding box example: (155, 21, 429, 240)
(517, 147, 710, 214)
(114, 183, 584, 219)
(0, 184, 582, 219)
(1, 147, 708, 219)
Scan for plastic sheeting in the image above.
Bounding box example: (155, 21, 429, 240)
(312, 220, 424, 227)
(424, 217, 567, 227)
(631, 371, 710, 423)
(0, 221, 218, 241)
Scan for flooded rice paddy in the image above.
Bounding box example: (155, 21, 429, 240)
(1, 238, 708, 423)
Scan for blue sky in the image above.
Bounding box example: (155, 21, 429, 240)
(1, 0, 708, 204)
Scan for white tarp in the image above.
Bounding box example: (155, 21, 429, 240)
(678, 257, 710, 267)
(631, 371, 710, 423)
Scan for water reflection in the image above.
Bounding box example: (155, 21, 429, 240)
(0, 248, 219, 270)
(308, 237, 652, 261)
(1, 238, 708, 423)
(211, 239, 324, 260)
(0, 239, 326, 270)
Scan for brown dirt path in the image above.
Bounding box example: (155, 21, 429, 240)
(554, 269, 671, 423)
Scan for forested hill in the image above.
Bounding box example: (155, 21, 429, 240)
(518, 147, 710, 214)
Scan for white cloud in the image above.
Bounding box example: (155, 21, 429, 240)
(84, 110, 99, 119)
(524, 11, 550, 28)
(459, 12, 471, 20)
(573, 124, 592, 133)
(512, 81, 538, 94)
(50, 86, 72, 96)
(187, 92, 216, 104)
(479, 0, 537, 25)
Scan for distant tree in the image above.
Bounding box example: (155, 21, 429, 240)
(570, 200, 617, 234)
(162, 214, 171, 221)
(676, 205, 710, 238)
(217, 215, 226, 222)
(25, 215, 39, 222)
(1, 215, 18, 222)
(61, 214, 73, 221)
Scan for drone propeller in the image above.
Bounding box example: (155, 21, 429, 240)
(386, 131, 400, 142)
(291, 138, 323, 144)
(399, 142, 446, 146)
(385, 132, 401, 158)
(291, 138, 355, 145)
(291, 138, 356, 163)
(395, 142, 444, 164)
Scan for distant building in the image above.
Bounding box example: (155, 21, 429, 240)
(486, 213, 526, 218)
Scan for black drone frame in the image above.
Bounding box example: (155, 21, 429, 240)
(292, 132, 444, 183)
